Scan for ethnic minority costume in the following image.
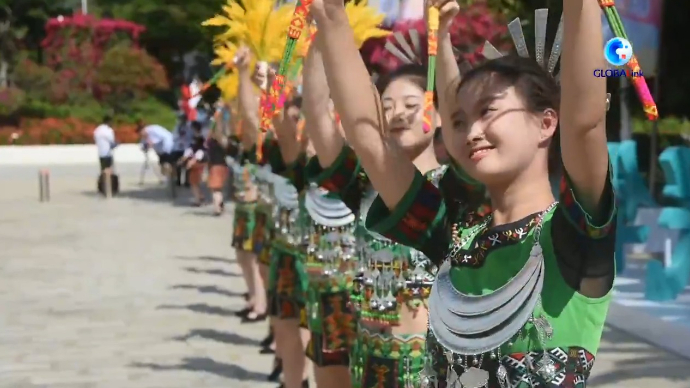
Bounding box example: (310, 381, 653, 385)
(228, 134, 284, 254)
(266, 152, 311, 320)
(364, 10, 622, 388)
(254, 135, 288, 265)
(204, 0, 310, 255)
(259, 1, 389, 367)
(300, 161, 359, 367)
(229, 144, 259, 252)
(305, 147, 466, 387)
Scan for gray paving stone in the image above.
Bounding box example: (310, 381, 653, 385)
(0, 164, 689, 388)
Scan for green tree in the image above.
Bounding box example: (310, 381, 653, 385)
(0, 0, 77, 63)
(97, 0, 226, 81)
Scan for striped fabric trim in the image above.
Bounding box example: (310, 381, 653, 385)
(306, 146, 360, 194)
(558, 165, 616, 239)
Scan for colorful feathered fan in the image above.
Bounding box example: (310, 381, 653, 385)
(203, 0, 306, 65)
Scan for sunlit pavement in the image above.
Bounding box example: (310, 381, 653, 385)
(0, 165, 688, 387)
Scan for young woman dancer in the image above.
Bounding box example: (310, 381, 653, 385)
(230, 47, 313, 387)
(314, 0, 617, 386)
(206, 110, 230, 215)
(232, 47, 268, 323)
(303, 32, 448, 388)
(268, 97, 313, 388)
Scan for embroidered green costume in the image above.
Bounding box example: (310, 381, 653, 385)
(301, 180, 359, 367)
(259, 145, 311, 320)
(364, 164, 617, 388)
(306, 146, 451, 386)
(230, 135, 285, 256)
(229, 144, 258, 252)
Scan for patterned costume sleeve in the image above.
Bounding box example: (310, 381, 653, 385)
(364, 170, 451, 265)
(283, 153, 308, 192)
(558, 163, 617, 239)
(305, 145, 366, 212)
(551, 162, 617, 286)
(262, 137, 287, 174)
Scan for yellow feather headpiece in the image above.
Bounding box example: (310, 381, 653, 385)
(203, 0, 304, 64)
(345, 0, 391, 48)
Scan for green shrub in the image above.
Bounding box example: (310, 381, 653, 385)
(632, 116, 690, 136)
(0, 87, 26, 116)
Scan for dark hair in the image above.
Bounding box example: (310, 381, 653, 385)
(102, 114, 112, 124)
(285, 96, 302, 110)
(191, 121, 202, 131)
(457, 55, 561, 176)
(434, 126, 443, 141)
(376, 64, 438, 108)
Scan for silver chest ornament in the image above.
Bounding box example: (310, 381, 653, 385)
(273, 178, 300, 244)
(427, 202, 558, 388)
(304, 187, 356, 277)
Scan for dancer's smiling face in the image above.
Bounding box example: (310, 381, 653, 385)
(443, 56, 560, 187)
(381, 76, 435, 155)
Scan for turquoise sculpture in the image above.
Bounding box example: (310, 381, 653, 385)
(645, 146, 690, 301)
(609, 141, 654, 274)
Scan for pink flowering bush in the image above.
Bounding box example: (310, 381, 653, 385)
(366, 2, 509, 74)
(40, 13, 148, 99)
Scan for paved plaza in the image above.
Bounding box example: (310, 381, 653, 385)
(0, 164, 689, 388)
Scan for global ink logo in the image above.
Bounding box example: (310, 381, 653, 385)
(593, 37, 641, 78)
(604, 37, 633, 67)
(593, 68, 643, 78)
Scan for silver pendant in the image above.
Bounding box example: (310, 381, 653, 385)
(459, 367, 489, 388)
(534, 353, 557, 382)
(448, 367, 460, 388)
(496, 363, 509, 388)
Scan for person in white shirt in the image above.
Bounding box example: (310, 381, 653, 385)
(136, 120, 175, 178)
(93, 115, 117, 172)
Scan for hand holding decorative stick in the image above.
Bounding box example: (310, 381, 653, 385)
(423, 5, 439, 134)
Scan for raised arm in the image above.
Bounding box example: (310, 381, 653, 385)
(236, 48, 259, 148)
(560, 0, 610, 218)
(274, 114, 303, 165)
(431, 0, 461, 138)
(312, 0, 415, 210)
(302, 32, 345, 168)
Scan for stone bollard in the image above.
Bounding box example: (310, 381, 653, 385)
(38, 169, 50, 202)
(104, 169, 112, 198)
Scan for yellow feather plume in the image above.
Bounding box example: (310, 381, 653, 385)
(211, 43, 241, 101)
(346, 0, 391, 48)
(203, 0, 303, 64)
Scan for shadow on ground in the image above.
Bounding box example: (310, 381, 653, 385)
(175, 255, 236, 265)
(184, 266, 241, 277)
(590, 327, 690, 386)
(157, 303, 241, 317)
(131, 357, 267, 382)
(171, 328, 260, 347)
(170, 284, 245, 298)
